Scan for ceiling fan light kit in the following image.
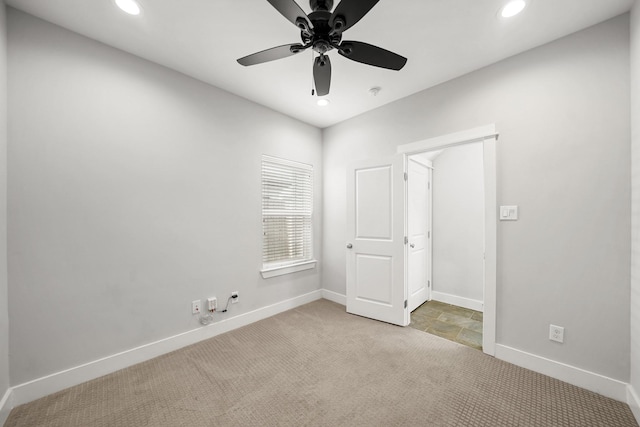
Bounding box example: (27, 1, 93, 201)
(114, 0, 142, 16)
(237, 0, 407, 97)
(500, 0, 527, 18)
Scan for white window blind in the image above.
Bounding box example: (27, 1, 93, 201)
(262, 156, 313, 269)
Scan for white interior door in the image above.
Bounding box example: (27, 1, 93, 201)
(407, 158, 431, 312)
(346, 155, 407, 326)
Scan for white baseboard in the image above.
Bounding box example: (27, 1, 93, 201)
(431, 291, 483, 312)
(495, 344, 628, 402)
(628, 385, 640, 424)
(321, 289, 346, 306)
(0, 388, 13, 427)
(6, 290, 636, 422)
(10, 289, 323, 407)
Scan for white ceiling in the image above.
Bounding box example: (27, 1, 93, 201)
(5, 0, 635, 128)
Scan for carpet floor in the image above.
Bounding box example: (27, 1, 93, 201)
(5, 299, 638, 426)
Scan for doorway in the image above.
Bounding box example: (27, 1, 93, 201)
(407, 143, 485, 350)
(399, 125, 497, 356)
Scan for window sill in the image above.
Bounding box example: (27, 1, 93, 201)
(260, 260, 317, 279)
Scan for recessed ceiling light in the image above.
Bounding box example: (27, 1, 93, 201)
(500, 0, 526, 18)
(115, 0, 141, 15)
(317, 99, 330, 107)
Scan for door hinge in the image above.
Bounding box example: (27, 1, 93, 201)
(404, 172, 408, 181)
(404, 236, 408, 244)
(428, 231, 430, 239)
(428, 280, 431, 288)
(428, 182, 431, 190)
(404, 300, 408, 308)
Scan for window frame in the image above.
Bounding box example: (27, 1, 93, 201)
(260, 155, 316, 278)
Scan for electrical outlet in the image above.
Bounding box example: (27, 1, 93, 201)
(207, 297, 217, 312)
(549, 324, 564, 343)
(192, 300, 201, 315)
(231, 291, 239, 303)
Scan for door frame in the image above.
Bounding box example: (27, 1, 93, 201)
(398, 124, 498, 356)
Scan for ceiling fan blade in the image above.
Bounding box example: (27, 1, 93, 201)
(313, 55, 331, 96)
(338, 41, 407, 70)
(330, 0, 380, 32)
(237, 44, 306, 66)
(266, 0, 311, 30)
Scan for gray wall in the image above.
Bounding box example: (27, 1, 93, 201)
(0, 0, 10, 405)
(630, 0, 640, 404)
(432, 143, 484, 303)
(7, 9, 323, 385)
(323, 15, 631, 381)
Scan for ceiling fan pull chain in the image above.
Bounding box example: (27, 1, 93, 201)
(311, 50, 316, 95)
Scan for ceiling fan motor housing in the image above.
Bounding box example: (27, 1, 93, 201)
(310, 0, 334, 11)
(306, 9, 343, 53)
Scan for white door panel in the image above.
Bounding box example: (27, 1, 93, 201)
(355, 254, 393, 305)
(355, 166, 392, 239)
(346, 155, 407, 326)
(407, 158, 431, 312)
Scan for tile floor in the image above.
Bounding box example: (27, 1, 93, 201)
(409, 300, 483, 350)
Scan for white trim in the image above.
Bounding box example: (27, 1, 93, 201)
(431, 291, 483, 312)
(482, 135, 497, 356)
(397, 124, 498, 155)
(260, 260, 317, 278)
(628, 385, 640, 424)
(262, 154, 312, 170)
(407, 154, 435, 169)
(495, 344, 629, 402)
(0, 388, 14, 426)
(398, 125, 498, 357)
(10, 290, 323, 407)
(321, 289, 346, 306)
(4, 293, 636, 418)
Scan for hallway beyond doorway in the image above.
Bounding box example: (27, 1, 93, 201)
(410, 300, 483, 350)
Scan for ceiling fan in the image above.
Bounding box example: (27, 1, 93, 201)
(237, 0, 407, 96)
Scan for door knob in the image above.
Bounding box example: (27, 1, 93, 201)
(410, 243, 415, 248)
(346, 243, 353, 249)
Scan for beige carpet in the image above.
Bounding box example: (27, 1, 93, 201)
(5, 299, 638, 427)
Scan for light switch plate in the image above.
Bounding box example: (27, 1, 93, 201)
(500, 205, 518, 221)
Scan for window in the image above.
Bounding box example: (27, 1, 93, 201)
(261, 155, 315, 278)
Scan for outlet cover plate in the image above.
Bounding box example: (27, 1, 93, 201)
(192, 300, 201, 315)
(549, 324, 564, 343)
